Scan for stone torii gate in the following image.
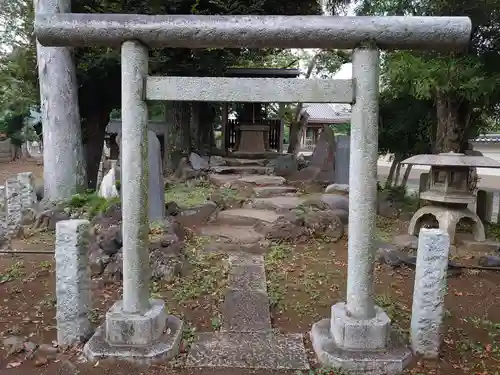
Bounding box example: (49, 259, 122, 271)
(34, 10, 471, 374)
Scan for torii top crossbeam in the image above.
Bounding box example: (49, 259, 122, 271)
(34, 14, 471, 50)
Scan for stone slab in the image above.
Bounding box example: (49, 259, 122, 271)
(208, 174, 241, 187)
(236, 175, 286, 186)
(253, 186, 298, 198)
(228, 255, 266, 291)
(186, 332, 309, 370)
(222, 289, 271, 332)
(200, 225, 264, 244)
(217, 208, 281, 226)
(457, 237, 500, 254)
(245, 196, 306, 211)
(211, 166, 272, 175)
(83, 315, 183, 364)
(311, 318, 412, 375)
(222, 158, 267, 167)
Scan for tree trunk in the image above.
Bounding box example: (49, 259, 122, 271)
(393, 162, 402, 186)
(434, 90, 470, 153)
(190, 102, 200, 152)
(287, 53, 319, 155)
(82, 111, 109, 190)
(401, 164, 413, 188)
(199, 103, 216, 155)
(35, 0, 86, 201)
(385, 155, 400, 188)
(164, 101, 190, 174)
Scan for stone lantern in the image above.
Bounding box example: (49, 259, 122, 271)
(402, 152, 500, 244)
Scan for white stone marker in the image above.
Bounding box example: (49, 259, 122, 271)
(17, 172, 36, 211)
(411, 228, 450, 359)
(55, 219, 92, 346)
(5, 177, 22, 236)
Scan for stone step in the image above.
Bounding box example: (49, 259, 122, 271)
(222, 289, 271, 332)
(228, 253, 266, 292)
(211, 165, 272, 175)
(216, 208, 282, 226)
(222, 158, 268, 167)
(200, 225, 265, 244)
(186, 332, 309, 370)
(208, 174, 286, 188)
(244, 196, 307, 211)
(253, 186, 298, 198)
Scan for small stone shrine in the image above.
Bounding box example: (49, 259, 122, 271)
(403, 152, 500, 244)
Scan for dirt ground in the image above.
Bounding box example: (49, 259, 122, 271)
(0, 160, 499, 375)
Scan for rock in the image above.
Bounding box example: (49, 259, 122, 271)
(319, 194, 349, 211)
(34, 356, 48, 367)
(37, 343, 59, 355)
(97, 167, 119, 199)
(103, 252, 123, 281)
(23, 341, 38, 353)
(210, 155, 227, 167)
(303, 210, 344, 242)
(255, 212, 307, 241)
(96, 225, 121, 256)
(377, 190, 403, 218)
(88, 244, 110, 276)
(288, 126, 336, 183)
(21, 208, 37, 225)
(173, 157, 202, 182)
(190, 152, 210, 170)
(330, 208, 348, 225)
(478, 255, 500, 267)
(165, 201, 182, 216)
(175, 201, 217, 226)
(3, 336, 25, 355)
(33, 209, 71, 231)
(325, 184, 349, 194)
(149, 245, 185, 282)
(267, 154, 298, 177)
(209, 190, 244, 210)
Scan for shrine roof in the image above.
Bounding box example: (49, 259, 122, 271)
(402, 152, 500, 168)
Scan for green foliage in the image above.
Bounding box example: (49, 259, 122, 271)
(66, 192, 120, 217)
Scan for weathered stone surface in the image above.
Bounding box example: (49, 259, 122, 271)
(223, 158, 267, 167)
(55, 220, 93, 346)
(252, 186, 297, 198)
(148, 130, 165, 222)
(255, 213, 307, 241)
(217, 208, 281, 226)
(236, 175, 286, 186)
(186, 332, 309, 369)
(208, 173, 241, 187)
(245, 196, 305, 211)
(325, 183, 349, 194)
(17, 172, 36, 211)
(200, 225, 265, 244)
(209, 155, 227, 167)
(222, 289, 271, 332)
(84, 313, 183, 363)
(411, 229, 450, 359)
(289, 126, 336, 183)
(6, 177, 22, 237)
(211, 165, 272, 175)
(304, 210, 344, 242)
(319, 194, 349, 211)
(478, 255, 500, 267)
(227, 253, 266, 291)
(174, 201, 217, 226)
(311, 319, 412, 375)
(267, 154, 298, 177)
(173, 157, 203, 182)
(330, 303, 390, 351)
(189, 152, 209, 170)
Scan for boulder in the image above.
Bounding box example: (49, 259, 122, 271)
(267, 154, 298, 177)
(190, 152, 210, 170)
(303, 210, 344, 242)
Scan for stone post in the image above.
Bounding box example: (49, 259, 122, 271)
(5, 177, 22, 237)
(278, 103, 285, 153)
(55, 219, 93, 345)
(310, 46, 411, 374)
(83, 40, 183, 362)
(411, 228, 450, 358)
(17, 172, 36, 211)
(345, 47, 379, 320)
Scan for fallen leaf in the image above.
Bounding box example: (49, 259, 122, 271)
(6, 361, 22, 369)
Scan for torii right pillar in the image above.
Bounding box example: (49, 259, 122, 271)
(310, 45, 412, 374)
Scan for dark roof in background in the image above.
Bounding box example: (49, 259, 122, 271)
(225, 67, 300, 78)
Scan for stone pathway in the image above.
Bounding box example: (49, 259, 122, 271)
(186, 159, 311, 370)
